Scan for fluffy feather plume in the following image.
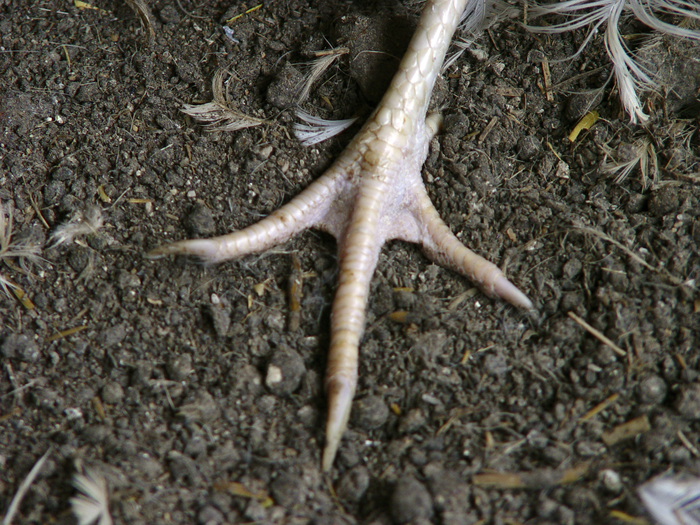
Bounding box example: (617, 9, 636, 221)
(48, 205, 103, 248)
(0, 200, 41, 297)
(527, 0, 700, 123)
(639, 474, 700, 525)
(602, 136, 658, 187)
(296, 48, 349, 105)
(181, 68, 266, 132)
(70, 467, 113, 525)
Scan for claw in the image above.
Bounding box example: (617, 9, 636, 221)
(493, 275, 533, 310)
(322, 374, 355, 472)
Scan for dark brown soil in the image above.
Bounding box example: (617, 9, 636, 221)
(1, 1, 699, 524)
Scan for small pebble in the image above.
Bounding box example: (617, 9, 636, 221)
(562, 258, 582, 280)
(43, 180, 66, 205)
(208, 301, 231, 337)
(575, 440, 604, 457)
(167, 353, 193, 381)
(443, 113, 470, 137)
(352, 395, 389, 430)
(600, 469, 622, 493)
(197, 505, 224, 525)
(82, 425, 111, 445)
(483, 351, 510, 376)
(667, 445, 692, 463)
(101, 382, 124, 404)
(265, 350, 305, 396)
(426, 469, 471, 525)
(526, 429, 549, 449)
(74, 83, 99, 103)
(638, 375, 667, 405)
(565, 91, 601, 121)
(52, 165, 75, 181)
(244, 499, 266, 522)
(133, 360, 154, 385)
(467, 47, 488, 61)
(118, 270, 141, 289)
(409, 447, 427, 466)
(517, 135, 541, 160)
(263, 310, 286, 331)
(178, 390, 220, 423)
(133, 453, 163, 479)
(391, 476, 433, 524)
(167, 450, 201, 484)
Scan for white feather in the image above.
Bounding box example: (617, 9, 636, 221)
(70, 468, 113, 525)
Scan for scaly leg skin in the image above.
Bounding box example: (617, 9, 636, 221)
(148, 0, 533, 472)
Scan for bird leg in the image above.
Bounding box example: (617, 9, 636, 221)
(148, 0, 532, 471)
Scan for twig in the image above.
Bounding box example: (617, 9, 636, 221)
(568, 311, 626, 357)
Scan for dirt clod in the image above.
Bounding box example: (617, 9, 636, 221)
(1, 333, 40, 361)
(675, 384, 700, 419)
(391, 476, 433, 524)
(184, 202, 217, 237)
(648, 185, 681, 216)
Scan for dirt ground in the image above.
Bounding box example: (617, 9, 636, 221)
(1, 0, 700, 523)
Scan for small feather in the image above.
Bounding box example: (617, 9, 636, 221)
(181, 69, 266, 132)
(527, 0, 700, 123)
(49, 205, 104, 247)
(70, 467, 113, 525)
(293, 110, 357, 146)
(639, 475, 700, 525)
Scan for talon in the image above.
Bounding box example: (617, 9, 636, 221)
(322, 375, 355, 472)
(493, 274, 533, 310)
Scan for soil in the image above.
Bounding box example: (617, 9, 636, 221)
(1, 0, 700, 524)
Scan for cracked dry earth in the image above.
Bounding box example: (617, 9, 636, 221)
(1, 0, 699, 524)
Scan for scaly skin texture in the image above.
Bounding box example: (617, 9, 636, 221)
(149, 0, 533, 471)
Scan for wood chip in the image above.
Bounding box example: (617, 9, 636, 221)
(478, 116, 499, 143)
(473, 462, 590, 489)
(288, 254, 303, 331)
(602, 415, 651, 446)
(12, 285, 35, 310)
(542, 56, 553, 102)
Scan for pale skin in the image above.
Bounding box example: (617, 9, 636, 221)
(149, 0, 533, 471)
